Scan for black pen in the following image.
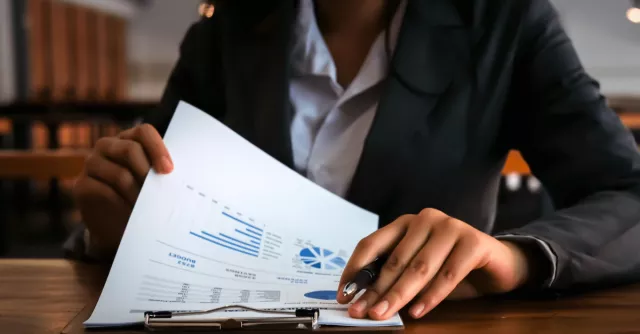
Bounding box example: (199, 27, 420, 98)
(341, 255, 388, 297)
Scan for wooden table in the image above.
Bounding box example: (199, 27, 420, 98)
(2, 259, 640, 334)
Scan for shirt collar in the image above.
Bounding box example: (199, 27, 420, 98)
(291, 0, 407, 79)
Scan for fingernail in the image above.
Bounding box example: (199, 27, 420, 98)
(161, 157, 173, 173)
(410, 303, 425, 318)
(351, 300, 367, 314)
(371, 300, 389, 316)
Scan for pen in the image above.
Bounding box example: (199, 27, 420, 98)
(342, 255, 388, 297)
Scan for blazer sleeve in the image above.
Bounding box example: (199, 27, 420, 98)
(502, 0, 640, 290)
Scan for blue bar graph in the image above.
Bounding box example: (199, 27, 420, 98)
(189, 211, 265, 258)
(189, 232, 258, 257)
(235, 229, 261, 241)
(222, 212, 264, 232)
(219, 233, 259, 250)
(200, 231, 259, 254)
(245, 228, 262, 237)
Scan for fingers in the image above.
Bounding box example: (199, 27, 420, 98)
(95, 137, 151, 183)
(85, 151, 142, 205)
(409, 233, 486, 319)
(119, 124, 172, 174)
(364, 218, 460, 320)
(347, 289, 378, 319)
(74, 172, 131, 212)
(346, 217, 435, 318)
(72, 124, 168, 255)
(340, 207, 502, 321)
(337, 214, 414, 304)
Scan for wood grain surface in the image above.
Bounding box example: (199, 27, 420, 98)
(0, 260, 106, 334)
(1, 260, 640, 334)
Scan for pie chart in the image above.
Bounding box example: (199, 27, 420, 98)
(299, 247, 346, 270)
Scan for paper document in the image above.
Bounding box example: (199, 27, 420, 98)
(84, 101, 403, 328)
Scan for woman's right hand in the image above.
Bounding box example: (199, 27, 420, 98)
(72, 124, 173, 255)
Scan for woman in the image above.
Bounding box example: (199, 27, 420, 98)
(71, 0, 640, 321)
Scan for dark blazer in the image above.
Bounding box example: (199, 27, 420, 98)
(146, 0, 640, 290)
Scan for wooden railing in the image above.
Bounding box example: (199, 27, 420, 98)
(0, 150, 88, 180)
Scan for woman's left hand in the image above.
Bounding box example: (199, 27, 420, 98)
(336, 208, 535, 320)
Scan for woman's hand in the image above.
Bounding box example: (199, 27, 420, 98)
(337, 208, 535, 320)
(73, 124, 173, 255)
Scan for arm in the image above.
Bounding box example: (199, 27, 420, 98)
(500, 0, 640, 290)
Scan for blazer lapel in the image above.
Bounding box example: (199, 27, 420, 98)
(347, 0, 472, 223)
(219, 1, 296, 168)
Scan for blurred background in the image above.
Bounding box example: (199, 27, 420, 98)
(0, 0, 638, 258)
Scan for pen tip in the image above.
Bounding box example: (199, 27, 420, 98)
(342, 283, 358, 297)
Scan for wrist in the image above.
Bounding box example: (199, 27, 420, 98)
(500, 240, 549, 290)
(500, 240, 531, 289)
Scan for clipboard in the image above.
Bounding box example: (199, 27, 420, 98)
(143, 305, 320, 331)
(142, 305, 405, 332)
(63, 298, 404, 333)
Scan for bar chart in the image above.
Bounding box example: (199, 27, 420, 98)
(190, 211, 264, 258)
(161, 181, 286, 261)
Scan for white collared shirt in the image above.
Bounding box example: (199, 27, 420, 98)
(289, 0, 407, 198)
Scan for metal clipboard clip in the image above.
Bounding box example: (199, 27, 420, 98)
(144, 305, 320, 331)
